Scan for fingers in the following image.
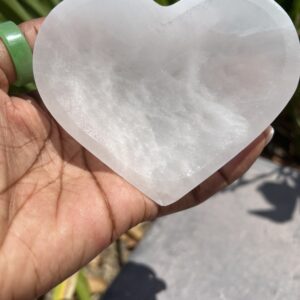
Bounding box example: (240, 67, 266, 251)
(0, 18, 44, 92)
(159, 126, 274, 216)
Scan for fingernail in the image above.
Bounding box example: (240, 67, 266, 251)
(265, 127, 274, 146)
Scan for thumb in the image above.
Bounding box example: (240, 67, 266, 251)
(0, 18, 44, 91)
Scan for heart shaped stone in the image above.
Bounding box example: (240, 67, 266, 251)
(33, 0, 300, 206)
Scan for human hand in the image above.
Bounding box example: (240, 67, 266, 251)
(0, 18, 273, 300)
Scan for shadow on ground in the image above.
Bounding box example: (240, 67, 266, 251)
(226, 166, 300, 223)
(102, 262, 166, 300)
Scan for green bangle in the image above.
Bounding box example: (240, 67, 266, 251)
(0, 21, 33, 87)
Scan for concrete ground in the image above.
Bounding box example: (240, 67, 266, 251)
(104, 158, 300, 300)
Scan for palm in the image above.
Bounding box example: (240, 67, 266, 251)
(0, 19, 270, 300)
(0, 90, 160, 299)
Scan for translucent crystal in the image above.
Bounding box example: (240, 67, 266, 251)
(33, 0, 300, 205)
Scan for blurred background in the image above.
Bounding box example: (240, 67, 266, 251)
(0, 0, 299, 299)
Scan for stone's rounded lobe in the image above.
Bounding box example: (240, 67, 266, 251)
(33, 0, 300, 206)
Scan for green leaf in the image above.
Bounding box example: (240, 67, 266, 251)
(156, 0, 170, 6)
(0, 12, 6, 22)
(50, 0, 61, 6)
(292, 0, 300, 31)
(0, 0, 33, 23)
(76, 271, 91, 300)
(156, 0, 179, 5)
(52, 273, 78, 300)
(20, 0, 54, 17)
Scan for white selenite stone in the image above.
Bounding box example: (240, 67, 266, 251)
(33, 0, 300, 206)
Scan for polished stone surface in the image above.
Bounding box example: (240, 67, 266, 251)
(34, 0, 300, 205)
(103, 158, 300, 300)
